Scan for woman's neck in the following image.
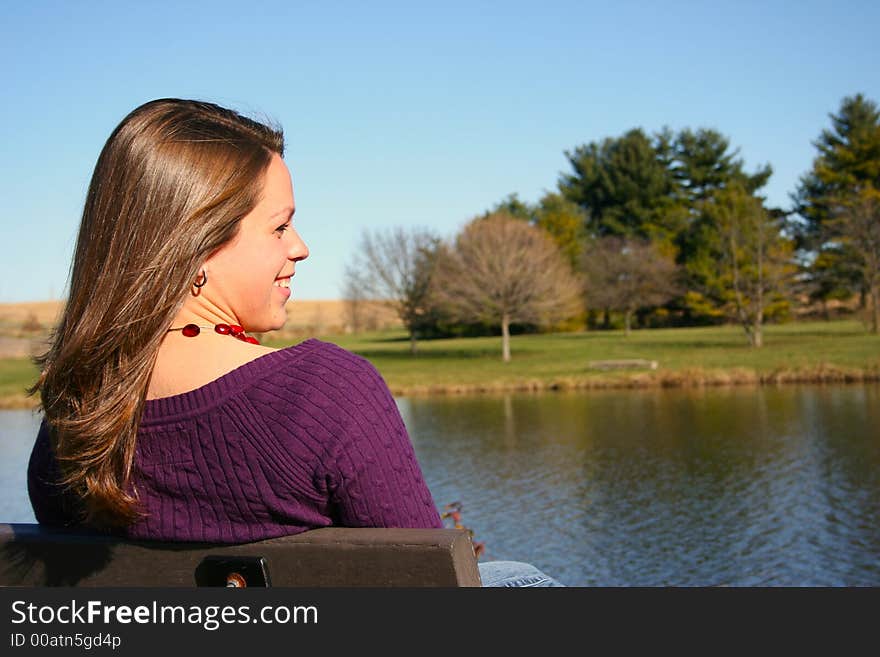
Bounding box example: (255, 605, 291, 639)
(148, 326, 275, 400)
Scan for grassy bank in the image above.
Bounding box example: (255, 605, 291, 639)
(274, 320, 879, 395)
(0, 357, 39, 409)
(3, 320, 877, 408)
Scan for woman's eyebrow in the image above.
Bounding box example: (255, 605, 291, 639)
(269, 206, 295, 219)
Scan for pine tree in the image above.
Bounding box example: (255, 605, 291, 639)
(559, 129, 680, 241)
(792, 94, 880, 314)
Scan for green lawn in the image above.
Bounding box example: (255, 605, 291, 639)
(4, 321, 878, 406)
(265, 319, 880, 392)
(0, 357, 40, 407)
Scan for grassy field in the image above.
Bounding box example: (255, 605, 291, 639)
(264, 320, 880, 395)
(0, 357, 40, 408)
(3, 320, 877, 408)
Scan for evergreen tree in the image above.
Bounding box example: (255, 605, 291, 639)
(792, 94, 880, 310)
(673, 129, 775, 321)
(485, 192, 535, 222)
(673, 128, 771, 204)
(828, 185, 880, 333)
(533, 192, 587, 269)
(559, 128, 680, 242)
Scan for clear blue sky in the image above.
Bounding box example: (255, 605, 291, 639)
(2, 0, 878, 302)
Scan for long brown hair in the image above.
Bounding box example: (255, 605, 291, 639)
(31, 99, 284, 528)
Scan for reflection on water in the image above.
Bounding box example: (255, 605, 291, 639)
(399, 385, 880, 586)
(2, 386, 878, 585)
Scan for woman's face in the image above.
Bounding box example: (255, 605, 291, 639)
(203, 154, 309, 332)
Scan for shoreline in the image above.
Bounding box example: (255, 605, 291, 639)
(388, 366, 880, 396)
(4, 365, 878, 410)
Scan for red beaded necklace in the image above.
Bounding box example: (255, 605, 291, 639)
(167, 323, 260, 344)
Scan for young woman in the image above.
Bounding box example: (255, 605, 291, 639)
(27, 98, 562, 587)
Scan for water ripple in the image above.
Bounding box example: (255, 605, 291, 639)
(403, 386, 880, 586)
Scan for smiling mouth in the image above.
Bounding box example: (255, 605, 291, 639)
(273, 278, 291, 288)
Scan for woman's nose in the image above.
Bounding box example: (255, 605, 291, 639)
(289, 229, 309, 262)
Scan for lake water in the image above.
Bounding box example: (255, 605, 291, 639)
(3, 385, 879, 586)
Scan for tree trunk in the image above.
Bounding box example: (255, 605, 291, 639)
(624, 310, 632, 337)
(501, 313, 511, 362)
(752, 324, 763, 348)
(602, 308, 610, 330)
(746, 313, 764, 348)
(872, 286, 880, 335)
(409, 331, 417, 355)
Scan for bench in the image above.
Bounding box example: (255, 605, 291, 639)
(0, 524, 482, 587)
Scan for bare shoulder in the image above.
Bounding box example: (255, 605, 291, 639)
(147, 339, 280, 400)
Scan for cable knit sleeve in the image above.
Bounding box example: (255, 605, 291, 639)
(27, 419, 78, 527)
(308, 344, 444, 529)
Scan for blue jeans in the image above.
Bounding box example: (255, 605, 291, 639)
(478, 560, 565, 587)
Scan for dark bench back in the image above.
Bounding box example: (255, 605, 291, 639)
(0, 524, 482, 587)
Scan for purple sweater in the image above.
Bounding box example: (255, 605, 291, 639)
(28, 339, 443, 542)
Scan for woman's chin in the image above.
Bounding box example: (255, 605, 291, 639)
(243, 316, 286, 336)
(267, 312, 289, 333)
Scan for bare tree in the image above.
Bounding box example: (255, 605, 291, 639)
(343, 227, 440, 353)
(829, 186, 880, 333)
(436, 212, 582, 361)
(581, 237, 680, 335)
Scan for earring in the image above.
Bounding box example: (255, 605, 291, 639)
(193, 270, 208, 288)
